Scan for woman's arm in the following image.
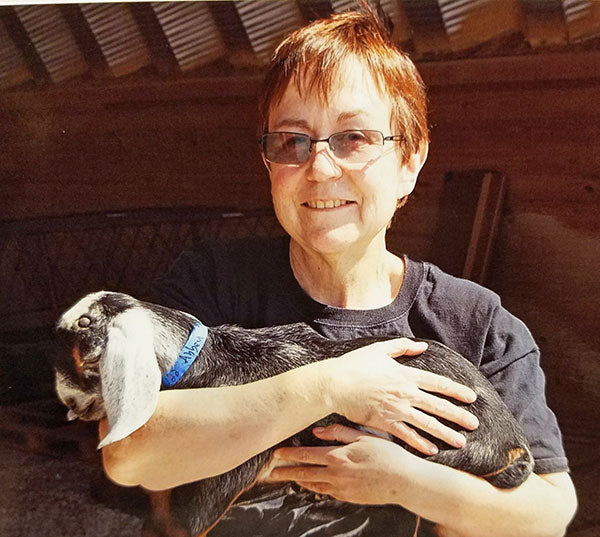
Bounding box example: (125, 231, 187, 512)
(101, 338, 477, 491)
(271, 425, 577, 537)
(101, 356, 336, 491)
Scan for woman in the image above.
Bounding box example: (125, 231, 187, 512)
(102, 8, 576, 537)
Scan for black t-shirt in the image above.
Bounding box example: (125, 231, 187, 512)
(152, 235, 568, 537)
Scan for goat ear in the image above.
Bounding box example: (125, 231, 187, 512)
(97, 308, 161, 449)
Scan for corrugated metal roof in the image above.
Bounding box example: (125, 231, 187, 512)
(0, 0, 599, 92)
(0, 15, 31, 89)
(13, 4, 87, 83)
(79, 3, 151, 77)
(151, 2, 226, 71)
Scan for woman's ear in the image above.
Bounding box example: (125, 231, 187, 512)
(397, 141, 429, 199)
(407, 141, 429, 175)
(261, 152, 272, 172)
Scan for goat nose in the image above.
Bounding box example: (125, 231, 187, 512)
(63, 398, 79, 420)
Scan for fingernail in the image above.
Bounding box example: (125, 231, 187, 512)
(467, 416, 479, 429)
(427, 445, 439, 455)
(453, 434, 466, 448)
(313, 427, 325, 434)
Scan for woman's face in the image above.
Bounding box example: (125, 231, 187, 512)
(267, 61, 424, 257)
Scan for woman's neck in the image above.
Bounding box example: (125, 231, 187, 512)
(289, 239, 405, 310)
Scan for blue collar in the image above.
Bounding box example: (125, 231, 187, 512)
(162, 322, 208, 387)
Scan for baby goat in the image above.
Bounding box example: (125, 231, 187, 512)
(54, 291, 533, 536)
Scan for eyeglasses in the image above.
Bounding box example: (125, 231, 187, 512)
(259, 130, 404, 165)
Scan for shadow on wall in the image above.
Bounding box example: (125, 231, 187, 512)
(491, 211, 600, 535)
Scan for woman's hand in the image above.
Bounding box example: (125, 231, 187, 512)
(272, 424, 577, 537)
(326, 338, 479, 455)
(270, 424, 409, 505)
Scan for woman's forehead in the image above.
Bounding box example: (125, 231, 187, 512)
(296, 57, 386, 101)
(270, 62, 393, 126)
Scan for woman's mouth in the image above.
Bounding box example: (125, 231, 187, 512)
(303, 200, 353, 209)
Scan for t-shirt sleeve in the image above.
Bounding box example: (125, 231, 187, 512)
(412, 262, 569, 475)
(476, 304, 569, 474)
(149, 236, 295, 328)
(150, 241, 234, 326)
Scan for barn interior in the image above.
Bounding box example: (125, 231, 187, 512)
(0, 1, 599, 536)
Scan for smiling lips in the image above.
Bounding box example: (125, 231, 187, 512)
(304, 200, 353, 209)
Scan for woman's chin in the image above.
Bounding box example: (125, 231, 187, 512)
(292, 228, 366, 256)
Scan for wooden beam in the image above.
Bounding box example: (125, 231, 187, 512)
(0, 15, 32, 90)
(462, 171, 506, 284)
(0, 6, 49, 87)
(57, 4, 109, 79)
(430, 170, 506, 285)
(417, 49, 600, 87)
(128, 2, 179, 77)
(297, 0, 333, 22)
(564, 1, 600, 43)
(518, 0, 568, 47)
(78, 3, 151, 79)
(386, 0, 414, 46)
(400, 0, 450, 57)
(206, 1, 257, 68)
(2, 49, 600, 110)
(440, 0, 525, 53)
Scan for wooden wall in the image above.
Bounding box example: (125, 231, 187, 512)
(0, 77, 269, 218)
(421, 52, 600, 536)
(1, 50, 599, 534)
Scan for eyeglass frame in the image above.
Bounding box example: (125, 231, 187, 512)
(258, 129, 405, 165)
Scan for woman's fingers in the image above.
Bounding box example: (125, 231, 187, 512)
(332, 339, 480, 451)
(366, 397, 476, 453)
(379, 340, 477, 404)
(311, 424, 369, 443)
(410, 367, 477, 403)
(273, 425, 367, 463)
(413, 391, 479, 430)
(380, 385, 478, 449)
(273, 444, 334, 465)
(315, 420, 440, 458)
(383, 420, 440, 455)
(381, 338, 429, 356)
(402, 407, 467, 449)
(270, 463, 330, 483)
(271, 425, 383, 489)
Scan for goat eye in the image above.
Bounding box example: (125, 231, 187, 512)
(77, 316, 91, 329)
(83, 354, 100, 364)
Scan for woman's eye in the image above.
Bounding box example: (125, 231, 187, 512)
(284, 135, 305, 148)
(338, 131, 368, 150)
(346, 131, 367, 141)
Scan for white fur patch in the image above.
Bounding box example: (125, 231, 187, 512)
(97, 307, 161, 449)
(57, 290, 112, 329)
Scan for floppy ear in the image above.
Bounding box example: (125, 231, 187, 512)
(97, 308, 161, 449)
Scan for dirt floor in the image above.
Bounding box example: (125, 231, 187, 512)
(0, 444, 145, 537)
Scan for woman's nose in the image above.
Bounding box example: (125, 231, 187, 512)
(306, 143, 342, 182)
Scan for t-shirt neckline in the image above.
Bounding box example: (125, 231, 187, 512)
(279, 240, 424, 327)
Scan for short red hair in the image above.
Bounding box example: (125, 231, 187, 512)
(258, 8, 429, 164)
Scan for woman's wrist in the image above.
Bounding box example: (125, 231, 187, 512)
(313, 357, 340, 414)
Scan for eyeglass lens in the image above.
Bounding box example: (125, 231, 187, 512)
(262, 130, 385, 164)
